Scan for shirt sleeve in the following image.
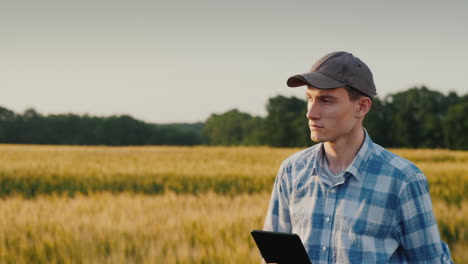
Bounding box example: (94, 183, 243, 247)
(395, 171, 453, 263)
(263, 161, 293, 233)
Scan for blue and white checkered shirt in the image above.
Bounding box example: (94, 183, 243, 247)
(263, 131, 452, 263)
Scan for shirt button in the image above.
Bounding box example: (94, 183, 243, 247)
(325, 217, 330, 222)
(322, 246, 327, 251)
(330, 189, 336, 193)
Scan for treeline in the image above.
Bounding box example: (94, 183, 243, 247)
(0, 108, 202, 146)
(1, 86, 467, 149)
(203, 86, 468, 149)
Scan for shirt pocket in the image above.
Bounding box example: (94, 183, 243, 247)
(336, 196, 395, 238)
(290, 183, 326, 230)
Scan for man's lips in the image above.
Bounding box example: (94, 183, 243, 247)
(309, 124, 324, 129)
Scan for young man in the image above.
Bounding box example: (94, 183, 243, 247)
(263, 51, 452, 263)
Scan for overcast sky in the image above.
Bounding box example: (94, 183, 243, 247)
(1, 0, 467, 123)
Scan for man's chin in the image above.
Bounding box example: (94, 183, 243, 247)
(310, 133, 324, 143)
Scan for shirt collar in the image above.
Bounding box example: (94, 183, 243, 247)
(312, 129, 373, 182)
(346, 129, 373, 181)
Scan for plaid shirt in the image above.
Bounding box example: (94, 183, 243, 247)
(263, 131, 452, 263)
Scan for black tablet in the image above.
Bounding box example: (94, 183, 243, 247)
(251, 230, 312, 264)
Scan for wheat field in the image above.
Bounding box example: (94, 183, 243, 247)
(0, 145, 466, 263)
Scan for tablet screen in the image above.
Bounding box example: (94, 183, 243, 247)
(251, 230, 312, 264)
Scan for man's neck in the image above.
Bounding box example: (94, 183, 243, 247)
(323, 127, 365, 174)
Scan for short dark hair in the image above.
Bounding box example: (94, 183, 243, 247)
(345, 86, 368, 101)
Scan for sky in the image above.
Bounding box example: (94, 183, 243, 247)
(1, 0, 467, 123)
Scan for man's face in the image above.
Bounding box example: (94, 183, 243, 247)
(306, 86, 361, 143)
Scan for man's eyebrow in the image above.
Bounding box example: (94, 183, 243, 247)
(306, 93, 336, 99)
(319, 95, 336, 99)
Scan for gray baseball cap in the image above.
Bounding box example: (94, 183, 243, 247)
(287, 51, 377, 99)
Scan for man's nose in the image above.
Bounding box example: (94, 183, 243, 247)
(306, 101, 320, 120)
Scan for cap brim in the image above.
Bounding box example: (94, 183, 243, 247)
(287, 72, 346, 89)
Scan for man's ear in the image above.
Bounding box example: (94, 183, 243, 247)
(355, 97, 372, 117)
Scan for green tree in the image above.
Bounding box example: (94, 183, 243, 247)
(263, 95, 310, 147)
(364, 97, 392, 146)
(203, 109, 259, 145)
(95, 115, 154, 145)
(17, 108, 49, 144)
(155, 123, 203, 145)
(444, 101, 468, 150)
(241, 116, 265, 145)
(384, 86, 449, 148)
(0, 106, 17, 142)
